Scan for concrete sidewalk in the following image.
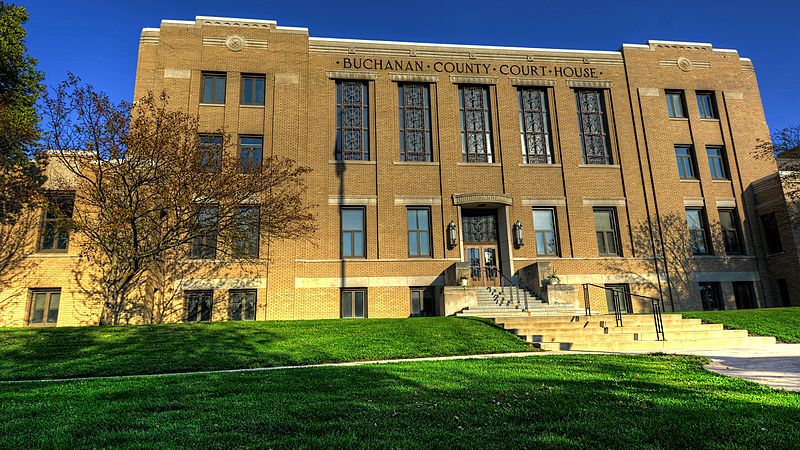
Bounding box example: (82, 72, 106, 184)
(686, 344, 800, 391)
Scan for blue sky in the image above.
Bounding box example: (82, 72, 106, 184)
(20, 0, 798, 131)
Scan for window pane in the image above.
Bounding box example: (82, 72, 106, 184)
(202, 77, 213, 103)
(342, 209, 364, 230)
(409, 232, 418, 256)
(214, 77, 226, 103)
(46, 293, 60, 323)
(341, 291, 353, 318)
(594, 210, 612, 230)
(419, 232, 430, 256)
(353, 232, 364, 257)
(230, 294, 242, 320)
(244, 292, 256, 320)
(354, 291, 365, 318)
(342, 232, 353, 257)
(31, 293, 46, 323)
(410, 290, 421, 316)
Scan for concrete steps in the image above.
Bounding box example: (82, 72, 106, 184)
(454, 286, 587, 318)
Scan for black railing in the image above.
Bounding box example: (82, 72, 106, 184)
(582, 283, 666, 341)
(493, 268, 529, 314)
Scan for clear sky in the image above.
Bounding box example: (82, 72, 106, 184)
(19, 0, 798, 132)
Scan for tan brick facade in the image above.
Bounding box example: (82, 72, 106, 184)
(1, 16, 795, 326)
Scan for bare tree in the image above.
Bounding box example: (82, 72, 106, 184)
(40, 76, 316, 325)
(756, 125, 800, 223)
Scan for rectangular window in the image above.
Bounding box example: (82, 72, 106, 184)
(186, 290, 213, 322)
(706, 146, 729, 180)
(699, 282, 725, 311)
(733, 281, 756, 309)
(410, 287, 435, 316)
(777, 279, 791, 307)
(407, 208, 431, 257)
(336, 80, 369, 160)
(518, 88, 552, 164)
(239, 136, 263, 173)
(39, 193, 74, 252)
(686, 208, 711, 255)
(760, 213, 783, 254)
(594, 208, 620, 256)
(459, 85, 493, 163)
(718, 209, 744, 255)
(341, 289, 367, 318)
(241, 74, 265, 106)
(398, 83, 432, 162)
(576, 89, 611, 164)
(201, 72, 226, 104)
(190, 206, 218, 259)
(675, 145, 697, 179)
(28, 289, 60, 326)
(665, 90, 686, 118)
(532, 208, 559, 256)
(233, 206, 260, 258)
(605, 284, 632, 313)
(341, 207, 365, 258)
(229, 289, 257, 321)
(696, 92, 717, 119)
(198, 134, 223, 173)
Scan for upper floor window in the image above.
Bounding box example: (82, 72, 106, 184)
(576, 89, 612, 164)
(718, 208, 744, 255)
(39, 192, 74, 252)
(518, 88, 553, 164)
(241, 74, 265, 106)
(675, 145, 697, 180)
(190, 206, 218, 259)
(233, 206, 260, 258)
(593, 208, 620, 256)
(707, 146, 729, 180)
(199, 134, 223, 173)
(341, 207, 365, 258)
(398, 83, 432, 162)
(229, 289, 257, 321)
(239, 136, 263, 173)
(28, 289, 60, 326)
(201, 72, 226, 104)
(686, 208, 711, 255)
(186, 290, 213, 322)
(336, 80, 369, 161)
(696, 91, 717, 119)
(665, 90, 686, 118)
(532, 208, 559, 256)
(760, 213, 783, 254)
(407, 208, 431, 257)
(459, 85, 493, 163)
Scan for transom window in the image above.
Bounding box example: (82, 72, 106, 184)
(229, 290, 257, 321)
(675, 145, 697, 179)
(198, 134, 223, 173)
(233, 206, 260, 258)
(201, 72, 226, 104)
(686, 208, 711, 255)
(696, 92, 717, 119)
(407, 208, 431, 257)
(241, 74, 265, 106)
(575, 89, 611, 164)
(459, 85, 493, 163)
(707, 146, 728, 180)
(718, 209, 743, 255)
(593, 208, 620, 256)
(532, 208, 559, 256)
(518, 88, 552, 164)
(190, 206, 219, 259)
(665, 90, 686, 118)
(336, 80, 370, 161)
(186, 290, 213, 322)
(239, 136, 263, 173)
(28, 289, 60, 326)
(398, 83, 432, 162)
(39, 192, 74, 252)
(341, 207, 365, 258)
(341, 289, 367, 318)
(462, 212, 498, 244)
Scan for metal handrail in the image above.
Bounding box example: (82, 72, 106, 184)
(582, 283, 666, 341)
(488, 267, 529, 314)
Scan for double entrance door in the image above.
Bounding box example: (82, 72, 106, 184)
(466, 245, 499, 286)
(462, 209, 500, 287)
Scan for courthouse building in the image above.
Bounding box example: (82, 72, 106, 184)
(2, 15, 798, 326)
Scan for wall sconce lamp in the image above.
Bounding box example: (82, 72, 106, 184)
(447, 221, 458, 249)
(513, 220, 524, 248)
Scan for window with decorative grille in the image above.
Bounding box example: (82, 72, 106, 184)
(518, 88, 553, 164)
(575, 90, 611, 164)
(459, 85, 493, 163)
(336, 80, 369, 160)
(398, 83, 432, 162)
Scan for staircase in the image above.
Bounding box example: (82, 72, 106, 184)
(494, 314, 776, 352)
(453, 286, 586, 318)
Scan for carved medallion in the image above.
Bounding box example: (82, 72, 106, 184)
(225, 35, 245, 52)
(677, 57, 693, 72)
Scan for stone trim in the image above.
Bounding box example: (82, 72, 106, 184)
(582, 197, 626, 207)
(394, 196, 442, 206)
(692, 271, 760, 282)
(558, 273, 660, 284)
(325, 70, 378, 80)
(567, 80, 612, 89)
(508, 77, 556, 87)
(449, 75, 497, 85)
(716, 198, 737, 208)
(638, 87, 660, 97)
(328, 195, 377, 206)
(452, 192, 512, 206)
(201, 35, 268, 50)
(164, 69, 191, 79)
(521, 197, 566, 207)
(175, 278, 267, 290)
(683, 198, 705, 207)
(389, 73, 438, 83)
(275, 73, 300, 84)
(295, 275, 444, 288)
(724, 91, 744, 100)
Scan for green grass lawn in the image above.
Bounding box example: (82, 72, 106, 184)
(681, 307, 800, 343)
(1, 354, 798, 448)
(0, 317, 529, 381)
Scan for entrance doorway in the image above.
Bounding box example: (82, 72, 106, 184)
(461, 209, 500, 287)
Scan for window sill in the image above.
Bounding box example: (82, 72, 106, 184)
(456, 162, 500, 167)
(519, 163, 562, 168)
(766, 251, 785, 257)
(691, 255, 717, 259)
(668, 117, 689, 121)
(393, 161, 439, 166)
(239, 104, 265, 108)
(711, 179, 732, 183)
(329, 160, 376, 165)
(199, 103, 225, 107)
(578, 164, 620, 169)
(699, 118, 720, 122)
(679, 179, 701, 183)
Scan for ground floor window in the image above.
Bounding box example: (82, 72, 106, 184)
(341, 289, 367, 318)
(733, 282, 756, 309)
(777, 279, 791, 307)
(186, 290, 213, 322)
(699, 282, 725, 311)
(410, 287, 435, 316)
(229, 290, 257, 321)
(605, 284, 632, 314)
(29, 289, 60, 326)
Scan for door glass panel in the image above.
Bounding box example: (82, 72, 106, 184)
(483, 247, 497, 280)
(467, 248, 481, 280)
(410, 290, 421, 315)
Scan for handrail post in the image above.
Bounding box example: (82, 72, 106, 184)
(613, 289, 623, 328)
(583, 283, 591, 316)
